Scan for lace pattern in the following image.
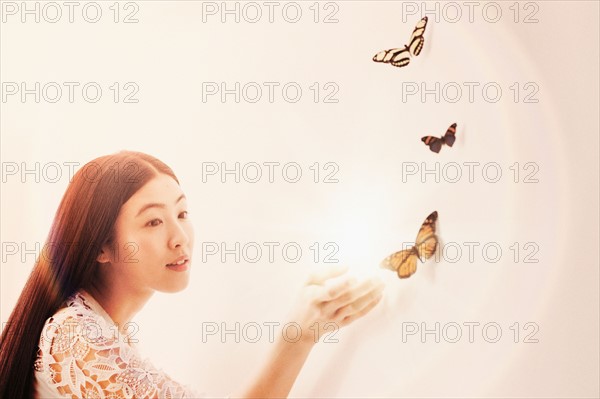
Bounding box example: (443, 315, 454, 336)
(33, 291, 202, 398)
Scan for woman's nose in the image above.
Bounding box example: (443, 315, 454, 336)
(169, 221, 190, 249)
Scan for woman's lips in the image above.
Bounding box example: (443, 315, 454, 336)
(166, 259, 190, 272)
(167, 254, 189, 265)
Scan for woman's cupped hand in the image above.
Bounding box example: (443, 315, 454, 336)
(288, 265, 385, 344)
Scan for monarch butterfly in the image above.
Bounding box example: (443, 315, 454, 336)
(380, 211, 438, 279)
(422, 123, 457, 153)
(372, 16, 428, 68)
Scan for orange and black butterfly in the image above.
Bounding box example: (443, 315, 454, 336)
(422, 123, 457, 153)
(373, 16, 428, 68)
(380, 211, 438, 279)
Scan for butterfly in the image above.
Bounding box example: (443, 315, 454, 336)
(421, 123, 457, 153)
(372, 16, 428, 68)
(380, 211, 438, 279)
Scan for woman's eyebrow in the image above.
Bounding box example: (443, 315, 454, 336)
(135, 194, 186, 217)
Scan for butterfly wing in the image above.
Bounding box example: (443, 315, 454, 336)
(374, 16, 427, 67)
(398, 252, 418, 278)
(414, 211, 439, 262)
(443, 123, 457, 147)
(373, 46, 412, 68)
(380, 211, 438, 279)
(373, 47, 408, 63)
(409, 36, 425, 57)
(408, 16, 428, 56)
(390, 49, 412, 67)
(391, 50, 410, 68)
(380, 248, 419, 279)
(422, 136, 442, 153)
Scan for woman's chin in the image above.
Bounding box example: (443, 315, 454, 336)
(159, 277, 191, 293)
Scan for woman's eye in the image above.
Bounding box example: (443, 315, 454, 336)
(147, 218, 162, 227)
(147, 212, 187, 227)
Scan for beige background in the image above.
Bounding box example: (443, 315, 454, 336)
(1, 1, 598, 397)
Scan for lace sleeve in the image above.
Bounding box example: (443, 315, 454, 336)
(34, 312, 203, 398)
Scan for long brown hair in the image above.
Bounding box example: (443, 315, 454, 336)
(0, 150, 179, 398)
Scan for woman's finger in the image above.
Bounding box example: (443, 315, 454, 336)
(330, 282, 384, 320)
(322, 277, 383, 314)
(338, 293, 384, 327)
(320, 274, 359, 301)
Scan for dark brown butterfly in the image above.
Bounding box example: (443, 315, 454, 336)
(380, 211, 438, 279)
(422, 123, 457, 153)
(373, 17, 428, 68)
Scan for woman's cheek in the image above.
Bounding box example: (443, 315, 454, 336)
(186, 226, 195, 248)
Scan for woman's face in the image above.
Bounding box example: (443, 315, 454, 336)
(98, 174, 194, 294)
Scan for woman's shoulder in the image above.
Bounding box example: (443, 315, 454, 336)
(42, 290, 93, 319)
(33, 291, 207, 398)
(36, 290, 125, 355)
(42, 291, 99, 329)
(33, 290, 139, 397)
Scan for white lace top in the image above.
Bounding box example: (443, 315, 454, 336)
(33, 289, 204, 398)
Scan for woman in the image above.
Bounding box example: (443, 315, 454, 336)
(0, 150, 384, 398)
